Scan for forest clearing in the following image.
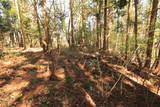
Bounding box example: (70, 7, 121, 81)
(0, 0, 160, 107)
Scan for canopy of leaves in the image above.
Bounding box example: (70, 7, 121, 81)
(112, 0, 128, 9)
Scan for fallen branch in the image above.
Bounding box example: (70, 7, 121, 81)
(107, 74, 122, 97)
(113, 65, 160, 96)
(80, 88, 96, 107)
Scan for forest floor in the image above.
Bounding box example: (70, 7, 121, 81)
(0, 47, 160, 107)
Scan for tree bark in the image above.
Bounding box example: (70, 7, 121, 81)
(33, 0, 43, 48)
(103, 0, 108, 50)
(153, 48, 160, 74)
(81, 0, 85, 44)
(15, 0, 26, 49)
(69, 0, 75, 46)
(134, 0, 142, 68)
(42, 0, 50, 52)
(96, 1, 102, 49)
(125, 0, 130, 60)
(134, 0, 138, 50)
(144, 0, 159, 68)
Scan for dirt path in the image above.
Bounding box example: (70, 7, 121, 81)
(0, 48, 125, 107)
(0, 48, 51, 107)
(0, 48, 160, 107)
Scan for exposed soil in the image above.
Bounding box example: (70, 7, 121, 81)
(0, 48, 160, 107)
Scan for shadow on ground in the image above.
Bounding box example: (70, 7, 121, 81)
(0, 47, 160, 107)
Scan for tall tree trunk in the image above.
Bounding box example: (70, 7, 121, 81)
(153, 48, 160, 74)
(0, 32, 4, 49)
(10, 32, 14, 47)
(134, 0, 142, 68)
(15, 0, 26, 49)
(134, 0, 138, 51)
(96, 15, 100, 48)
(144, 0, 159, 68)
(81, 0, 85, 44)
(67, 19, 71, 46)
(69, 0, 75, 46)
(155, 49, 160, 71)
(96, 1, 102, 49)
(103, 0, 108, 50)
(42, 0, 50, 52)
(115, 9, 120, 51)
(33, 0, 43, 48)
(125, 0, 130, 60)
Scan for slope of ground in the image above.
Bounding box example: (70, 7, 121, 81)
(0, 47, 160, 107)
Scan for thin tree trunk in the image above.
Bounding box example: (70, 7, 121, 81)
(134, 0, 142, 68)
(96, 15, 100, 48)
(134, 0, 138, 51)
(67, 18, 71, 46)
(96, 1, 102, 49)
(103, 0, 108, 50)
(42, 0, 50, 52)
(125, 0, 130, 60)
(69, 0, 75, 46)
(154, 49, 160, 72)
(10, 32, 14, 47)
(152, 46, 160, 74)
(115, 9, 119, 51)
(15, 0, 26, 49)
(33, 0, 43, 48)
(144, 0, 159, 68)
(99, 1, 102, 49)
(0, 32, 4, 49)
(81, 0, 85, 44)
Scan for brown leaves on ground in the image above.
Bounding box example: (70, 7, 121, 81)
(0, 47, 160, 107)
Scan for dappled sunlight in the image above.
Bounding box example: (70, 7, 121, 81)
(36, 59, 48, 65)
(0, 60, 12, 65)
(0, 68, 15, 77)
(22, 48, 43, 53)
(0, 47, 160, 107)
(0, 0, 159, 105)
(0, 90, 22, 107)
(36, 71, 51, 80)
(15, 103, 32, 107)
(22, 85, 48, 101)
(21, 64, 38, 72)
(2, 77, 29, 93)
(0, 48, 51, 106)
(0, 77, 30, 107)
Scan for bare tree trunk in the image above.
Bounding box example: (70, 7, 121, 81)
(103, 0, 108, 50)
(15, 0, 26, 49)
(134, 0, 138, 51)
(67, 18, 71, 46)
(134, 0, 142, 68)
(96, 1, 102, 49)
(33, 0, 43, 48)
(144, 0, 159, 68)
(69, 0, 75, 46)
(153, 49, 160, 74)
(81, 0, 85, 44)
(9, 32, 14, 47)
(155, 49, 160, 72)
(125, 0, 130, 60)
(96, 16, 100, 48)
(0, 32, 4, 49)
(42, 0, 50, 52)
